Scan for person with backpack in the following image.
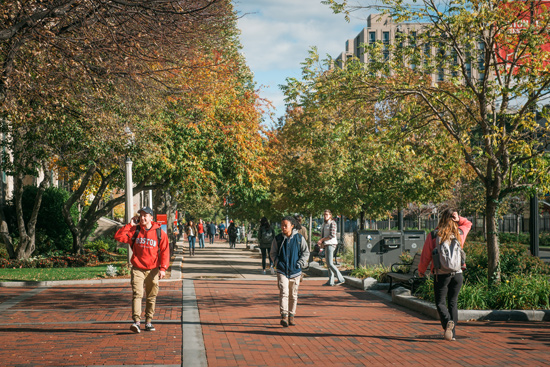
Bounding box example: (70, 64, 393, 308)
(270, 216, 309, 327)
(227, 221, 238, 248)
(419, 209, 472, 341)
(258, 217, 275, 275)
(114, 206, 170, 334)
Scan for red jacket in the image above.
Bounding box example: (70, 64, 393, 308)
(418, 216, 472, 276)
(114, 222, 170, 272)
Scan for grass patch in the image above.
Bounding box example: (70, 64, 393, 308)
(0, 261, 128, 282)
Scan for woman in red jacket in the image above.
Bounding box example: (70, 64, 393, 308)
(418, 209, 472, 341)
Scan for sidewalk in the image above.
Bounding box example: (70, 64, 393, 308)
(0, 238, 548, 366)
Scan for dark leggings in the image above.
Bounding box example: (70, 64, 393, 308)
(260, 248, 272, 270)
(434, 272, 463, 337)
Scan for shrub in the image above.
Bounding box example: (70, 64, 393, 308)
(0, 246, 9, 259)
(349, 264, 390, 282)
(117, 247, 128, 255)
(105, 265, 118, 277)
(97, 248, 115, 262)
(85, 239, 110, 252)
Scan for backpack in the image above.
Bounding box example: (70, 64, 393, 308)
(228, 226, 237, 237)
(260, 227, 274, 244)
(430, 230, 464, 274)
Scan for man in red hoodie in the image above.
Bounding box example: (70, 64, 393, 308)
(115, 206, 170, 333)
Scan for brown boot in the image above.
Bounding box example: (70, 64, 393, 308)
(280, 314, 289, 327)
(289, 314, 295, 326)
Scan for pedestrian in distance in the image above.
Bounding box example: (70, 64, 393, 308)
(208, 221, 217, 244)
(197, 218, 206, 249)
(418, 209, 472, 341)
(270, 216, 309, 327)
(114, 206, 170, 334)
(218, 222, 226, 239)
(294, 214, 309, 242)
(227, 221, 238, 249)
(185, 220, 198, 256)
(317, 209, 344, 286)
(258, 217, 275, 275)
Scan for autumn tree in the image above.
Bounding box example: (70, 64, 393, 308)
(324, 0, 550, 283)
(0, 0, 240, 257)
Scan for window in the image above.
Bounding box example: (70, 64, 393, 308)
(383, 31, 390, 44)
(369, 31, 376, 44)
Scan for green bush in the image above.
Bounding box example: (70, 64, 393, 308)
(498, 232, 529, 245)
(84, 239, 110, 252)
(413, 239, 550, 309)
(415, 274, 550, 310)
(117, 247, 128, 255)
(349, 264, 390, 282)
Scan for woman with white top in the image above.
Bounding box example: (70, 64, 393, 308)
(317, 209, 344, 286)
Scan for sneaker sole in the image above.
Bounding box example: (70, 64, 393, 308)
(130, 325, 140, 333)
(444, 321, 454, 341)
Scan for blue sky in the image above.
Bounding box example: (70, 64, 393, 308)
(233, 0, 370, 122)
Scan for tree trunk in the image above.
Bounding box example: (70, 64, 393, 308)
(485, 199, 501, 284)
(360, 211, 365, 230)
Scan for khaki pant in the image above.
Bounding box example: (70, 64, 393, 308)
(131, 267, 159, 323)
(277, 273, 301, 316)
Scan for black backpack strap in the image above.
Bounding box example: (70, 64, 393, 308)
(157, 227, 162, 257)
(130, 226, 141, 249)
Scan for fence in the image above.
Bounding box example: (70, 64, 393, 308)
(335, 213, 550, 234)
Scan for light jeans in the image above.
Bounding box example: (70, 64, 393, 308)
(131, 267, 159, 323)
(277, 273, 301, 316)
(198, 233, 205, 248)
(326, 245, 344, 285)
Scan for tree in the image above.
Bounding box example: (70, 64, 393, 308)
(277, 53, 464, 221)
(0, 0, 241, 257)
(324, 0, 550, 283)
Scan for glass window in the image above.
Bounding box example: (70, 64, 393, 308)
(383, 31, 390, 44)
(369, 31, 376, 44)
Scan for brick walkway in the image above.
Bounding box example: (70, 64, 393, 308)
(0, 241, 548, 366)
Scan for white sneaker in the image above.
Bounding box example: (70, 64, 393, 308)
(262, 270, 266, 275)
(130, 322, 141, 333)
(444, 321, 454, 341)
(270, 266, 275, 275)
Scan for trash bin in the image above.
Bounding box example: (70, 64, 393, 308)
(356, 230, 426, 267)
(356, 230, 404, 267)
(402, 230, 426, 255)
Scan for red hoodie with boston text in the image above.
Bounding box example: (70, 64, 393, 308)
(115, 222, 170, 271)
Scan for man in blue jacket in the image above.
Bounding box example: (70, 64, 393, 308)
(270, 216, 309, 327)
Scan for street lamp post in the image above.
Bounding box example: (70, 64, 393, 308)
(124, 126, 135, 264)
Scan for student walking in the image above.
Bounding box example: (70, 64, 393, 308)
(198, 219, 206, 248)
(185, 220, 198, 256)
(114, 206, 170, 333)
(270, 216, 309, 327)
(419, 209, 472, 341)
(317, 209, 344, 286)
(208, 221, 217, 244)
(227, 221, 237, 248)
(258, 217, 275, 275)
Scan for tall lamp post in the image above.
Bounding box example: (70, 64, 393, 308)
(124, 126, 135, 263)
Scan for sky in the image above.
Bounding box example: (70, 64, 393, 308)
(233, 0, 371, 122)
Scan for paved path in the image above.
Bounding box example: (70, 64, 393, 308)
(0, 238, 548, 366)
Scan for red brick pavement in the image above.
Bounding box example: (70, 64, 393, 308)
(0, 282, 182, 366)
(1, 278, 549, 366)
(195, 279, 550, 367)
